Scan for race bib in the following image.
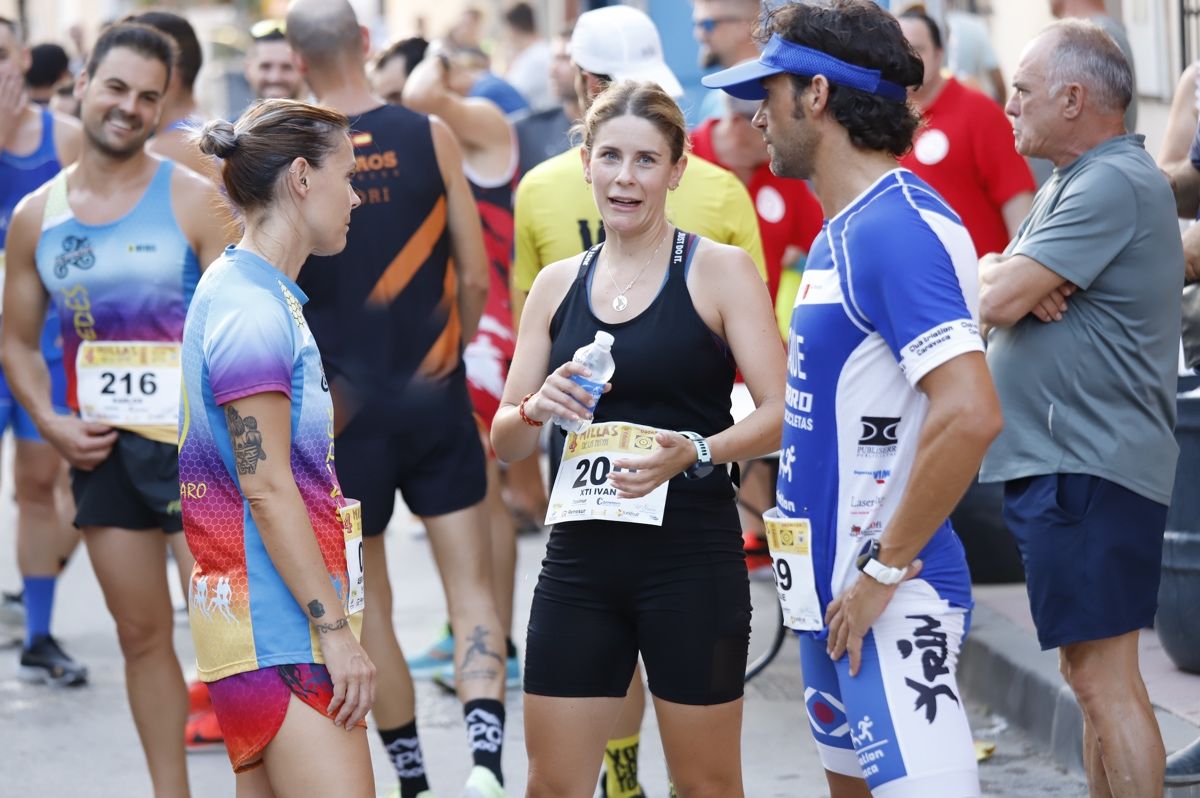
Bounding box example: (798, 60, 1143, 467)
(546, 421, 668, 526)
(763, 508, 823, 631)
(75, 341, 181, 426)
(338, 499, 365, 617)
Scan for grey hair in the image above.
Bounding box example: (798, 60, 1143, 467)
(1043, 19, 1133, 116)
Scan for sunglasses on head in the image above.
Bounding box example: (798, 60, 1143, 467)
(250, 19, 286, 41)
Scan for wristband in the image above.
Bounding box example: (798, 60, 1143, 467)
(518, 392, 543, 427)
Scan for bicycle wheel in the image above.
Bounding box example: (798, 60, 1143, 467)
(745, 559, 787, 683)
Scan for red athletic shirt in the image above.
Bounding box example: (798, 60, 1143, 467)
(899, 77, 1035, 257)
(690, 118, 823, 302)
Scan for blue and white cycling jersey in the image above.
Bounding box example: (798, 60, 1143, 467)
(776, 169, 983, 620)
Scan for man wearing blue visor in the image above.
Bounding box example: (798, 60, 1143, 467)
(705, 2, 1001, 797)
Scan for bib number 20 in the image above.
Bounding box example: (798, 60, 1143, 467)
(572, 456, 613, 489)
(100, 371, 157, 396)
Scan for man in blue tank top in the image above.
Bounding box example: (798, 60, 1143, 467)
(706, 2, 1003, 796)
(287, 3, 508, 796)
(1, 22, 229, 793)
(0, 13, 87, 687)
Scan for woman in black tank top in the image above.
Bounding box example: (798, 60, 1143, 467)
(491, 81, 785, 797)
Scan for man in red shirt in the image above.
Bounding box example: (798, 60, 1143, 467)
(897, 8, 1034, 257)
(691, 94, 824, 331)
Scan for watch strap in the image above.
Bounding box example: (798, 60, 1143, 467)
(862, 556, 907, 586)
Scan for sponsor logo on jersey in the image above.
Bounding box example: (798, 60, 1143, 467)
(54, 235, 95, 278)
(127, 243, 157, 253)
(853, 468, 891, 485)
(849, 520, 881, 537)
(897, 614, 960, 723)
(857, 416, 899, 460)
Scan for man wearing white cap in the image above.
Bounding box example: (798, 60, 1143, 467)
(705, 1, 1000, 796)
(509, 8, 765, 796)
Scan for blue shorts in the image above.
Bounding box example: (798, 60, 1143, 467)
(800, 580, 979, 797)
(1003, 473, 1167, 650)
(0, 358, 69, 441)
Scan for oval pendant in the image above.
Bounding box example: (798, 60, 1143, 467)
(612, 294, 629, 312)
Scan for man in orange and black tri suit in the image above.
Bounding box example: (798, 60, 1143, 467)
(287, 3, 508, 797)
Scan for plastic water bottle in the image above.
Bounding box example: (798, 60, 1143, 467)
(553, 331, 615, 432)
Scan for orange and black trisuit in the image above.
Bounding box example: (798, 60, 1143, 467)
(298, 103, 486, 534)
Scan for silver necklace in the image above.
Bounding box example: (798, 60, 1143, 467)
(605, 231, 668, 312)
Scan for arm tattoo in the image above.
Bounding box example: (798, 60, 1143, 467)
(226, 405, 267, 475)
(314, 618, 349, 634)
(307, 600, 326, 619)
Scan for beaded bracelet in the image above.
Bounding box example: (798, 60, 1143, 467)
(518, 392, 544, 427)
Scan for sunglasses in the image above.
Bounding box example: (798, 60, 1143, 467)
(250, 19, 286, 40)
(694, 17, 750, 34)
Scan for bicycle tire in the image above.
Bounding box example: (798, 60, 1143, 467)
(744, 592, 787, 683)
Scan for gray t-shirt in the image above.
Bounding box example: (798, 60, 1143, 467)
(980, 134, 1183, 504)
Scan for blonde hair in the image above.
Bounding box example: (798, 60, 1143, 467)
(572, 80, 690, 163)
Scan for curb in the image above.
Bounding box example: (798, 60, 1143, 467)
(959, 604, 1200, 797)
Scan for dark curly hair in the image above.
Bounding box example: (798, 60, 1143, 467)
(757, 0, 923, 157)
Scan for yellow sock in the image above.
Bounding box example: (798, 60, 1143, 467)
(604, 733, 642, 797)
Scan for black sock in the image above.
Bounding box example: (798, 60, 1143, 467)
(505, 637, 517, 659)
(464, 698, 505, 785)
(379, 720, 430, 798)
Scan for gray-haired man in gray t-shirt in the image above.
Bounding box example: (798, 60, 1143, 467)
(977, 19, 1183, 798)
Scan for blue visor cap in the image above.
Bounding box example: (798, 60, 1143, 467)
(702, 34, 908, 103)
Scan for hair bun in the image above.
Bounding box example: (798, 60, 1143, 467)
(198, 119, 238, 158)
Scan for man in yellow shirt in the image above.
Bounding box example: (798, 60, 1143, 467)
(510, 5, 764, 326)
(509, 9, 765, 797)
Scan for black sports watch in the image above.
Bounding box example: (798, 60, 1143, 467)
(679, 431, 714, 480)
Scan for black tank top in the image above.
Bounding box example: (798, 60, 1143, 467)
(299, 104, 460, 425)
(549, 229, 736, 508)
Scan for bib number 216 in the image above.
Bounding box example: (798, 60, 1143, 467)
(100, 371, 158, 396)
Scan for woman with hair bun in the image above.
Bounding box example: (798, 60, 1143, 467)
(179, 99, 374, 795)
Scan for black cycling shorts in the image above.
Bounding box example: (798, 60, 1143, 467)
(523, 501, 750, 706)
(71, 431, 183, 533)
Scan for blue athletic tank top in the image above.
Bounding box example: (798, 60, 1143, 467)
(34, 159, 200, 412)
(1, 106, 64, 359)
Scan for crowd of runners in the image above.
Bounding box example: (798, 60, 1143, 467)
(0, 0, 1195, 796)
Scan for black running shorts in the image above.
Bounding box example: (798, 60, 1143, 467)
(334, 380, 487, 536)
(523, 501, 751, 706)
(71, 431, 183, 533)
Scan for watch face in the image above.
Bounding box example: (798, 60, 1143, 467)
(856, 538, 878, 571)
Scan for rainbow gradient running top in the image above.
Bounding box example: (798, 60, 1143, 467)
(179, 246, 357, 682)
(34, 159, 200, 441)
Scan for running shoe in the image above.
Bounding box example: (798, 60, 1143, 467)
(597, 772, 647, 798)
(0, 590, 25, 632)
(431, 654, 521, 693)
(188, 679, 213, 715)
(383, 789, 437, 798)
(185, 708, 225, 752)
(406, 625, 454, 679)
(18, 634, 88, 687)
(461, 765, 505, 798)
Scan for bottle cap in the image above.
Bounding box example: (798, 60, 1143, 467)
(594, 331, 615, 348)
